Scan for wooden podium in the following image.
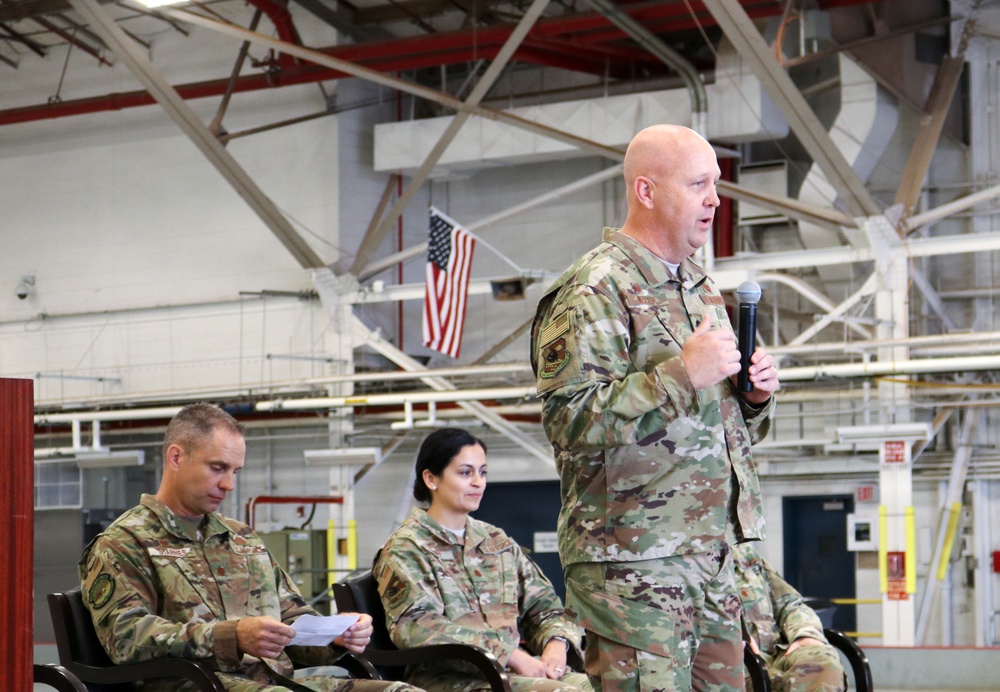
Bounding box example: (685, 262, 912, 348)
(1, 379, 33, 688)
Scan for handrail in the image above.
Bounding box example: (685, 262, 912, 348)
(245, 495, 343, 529)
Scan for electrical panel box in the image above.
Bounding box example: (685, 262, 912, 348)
(259, 529, 329, 611)
(847, 513, 878, 551)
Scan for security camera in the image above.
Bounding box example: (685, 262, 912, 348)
(16, 274, 34, 300)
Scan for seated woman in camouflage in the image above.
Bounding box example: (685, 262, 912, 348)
(373, 428, 592, 692)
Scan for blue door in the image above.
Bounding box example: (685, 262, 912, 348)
(782, 494, 857, 633)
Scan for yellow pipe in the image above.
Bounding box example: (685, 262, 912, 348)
(878, 505, 888, 593)
(831, 598, 882, 605)
(348, 519, 358, 571)
(905, 506, 917, 593)
(327, 519, 336, 585)
(936, 502, 962, 580)
(844, 632, 883, 639)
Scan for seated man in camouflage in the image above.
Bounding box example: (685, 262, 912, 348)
(80, 402, 423, 692)
(734, 543, 846, 692)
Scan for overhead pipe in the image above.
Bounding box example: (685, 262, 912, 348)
(778, 354, 1000, 381)
(244, 0, 300, 71)
(28, 350, 999, 431)
(245, 495, 342, 530)
(581, 0, 707, 134)
(255, 386, 536, 412)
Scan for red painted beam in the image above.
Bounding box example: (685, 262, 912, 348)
(0, 0, 885, 127)
(0, 378, 34, 690)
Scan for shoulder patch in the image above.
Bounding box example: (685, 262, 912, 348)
(539, 337, 570, 379)
(539, 311, 570, 345)
(88, 572, 116, 609)
(381, 569, 411, 613)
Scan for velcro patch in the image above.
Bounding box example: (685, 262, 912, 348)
(481, 537, 515, 554)
(231, 544, 269, 556)
(701, 294, 725, 306)
(148, 547, 190, 558)
(88, 572, 116, 609)
(539, 311, 570, 346)
(539, 337, 570, 379)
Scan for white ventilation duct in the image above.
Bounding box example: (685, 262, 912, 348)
(795, 53, 899, 285)
(373, 42, 789, 177)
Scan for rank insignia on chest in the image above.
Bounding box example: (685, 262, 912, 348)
(539, 337, 570, 379)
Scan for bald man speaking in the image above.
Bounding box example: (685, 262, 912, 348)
(530, 125, 780, 691)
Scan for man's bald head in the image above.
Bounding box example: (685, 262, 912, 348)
(619, 124, 721, 262)
(623, 125, 710, 198)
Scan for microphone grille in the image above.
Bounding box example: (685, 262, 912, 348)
(735, 280, 762, 305)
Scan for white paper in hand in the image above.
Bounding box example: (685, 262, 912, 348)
(289, 614, 360, 646)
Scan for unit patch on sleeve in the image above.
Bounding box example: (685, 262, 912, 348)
(539, 337, 570, 379)
(88, 572, 116, 609)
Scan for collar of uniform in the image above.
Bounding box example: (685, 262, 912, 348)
(409, 507, 491, 548)
(602, 229, 708, 288)
(139, 493, 231, 542)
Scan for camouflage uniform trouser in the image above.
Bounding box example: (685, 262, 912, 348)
(408, 667, 593, 691)
(564, 548, 743, 692)
(216, 671, 423, 691)
(762, 643, 846, 692)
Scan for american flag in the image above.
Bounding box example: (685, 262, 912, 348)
(423, 207, 476, 358)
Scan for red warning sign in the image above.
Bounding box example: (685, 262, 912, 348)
(886, 550, 909, 601)
(884, 440, 907, 463)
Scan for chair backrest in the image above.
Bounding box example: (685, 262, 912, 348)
(332, 572, 404, 679)
(333, 572, 397, 651)
(48, 587, 228, 692)
(48, 588, 132, 692)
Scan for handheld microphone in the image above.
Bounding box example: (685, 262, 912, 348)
(736, 280, 761, 393)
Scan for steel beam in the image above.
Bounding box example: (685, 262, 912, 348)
(894, 27, 970, 219)
(165, 7, 625, 163)
(68, 0, 325, 269)
(348, 0, 553, 277)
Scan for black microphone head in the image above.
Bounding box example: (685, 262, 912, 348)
(736, 280, 761, 305)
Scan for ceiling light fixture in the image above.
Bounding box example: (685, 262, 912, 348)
(134, 0, 190, 8)
(303, 447, 382, 467)
(836, 423, 932, 450)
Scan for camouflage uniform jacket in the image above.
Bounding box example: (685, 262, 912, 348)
(733, 543, 827, 656)
(531, 230, 773, 567)
(374, 508, 582, 672)
(79, 494, 345, 691)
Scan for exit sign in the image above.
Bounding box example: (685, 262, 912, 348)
(856, 485, 877, 502)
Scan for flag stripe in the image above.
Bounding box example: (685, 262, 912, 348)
(423, 208, 476, 358)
